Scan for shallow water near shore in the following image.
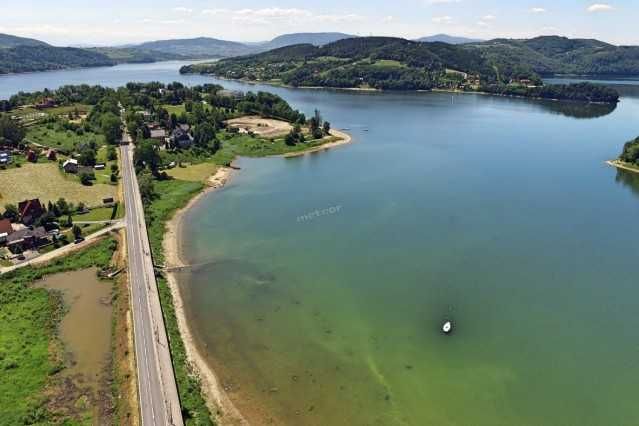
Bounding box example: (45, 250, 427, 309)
(3, 62, 639, 425)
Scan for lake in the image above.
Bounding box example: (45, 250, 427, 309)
(3, 62, 639, 425)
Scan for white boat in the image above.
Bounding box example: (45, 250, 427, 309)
(442, 320, 453, 334)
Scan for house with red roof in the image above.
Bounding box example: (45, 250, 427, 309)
(18, 199, 44, 225)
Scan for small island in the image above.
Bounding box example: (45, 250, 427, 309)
(181, 36, 621, 104)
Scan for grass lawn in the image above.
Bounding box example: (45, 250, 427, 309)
(162, 104, 186, 116)
(26, 125, 105, 153)
(71, 204, 121, 222)
(214, 131, 340, 160)
(0, 239, 116, 425)
(0, 163, 117, 207)
(166, 162, 219, 182)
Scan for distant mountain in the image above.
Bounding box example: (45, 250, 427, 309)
(259, 32, 356, 50)
(0, 45, 114, 74)
(0, 33, 50, 49)
(133, 37, 254, 59)
(416, 34, 483, 45)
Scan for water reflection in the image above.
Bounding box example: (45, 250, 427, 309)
(537, 99, 617, 119)
(615, 168, 639, 197)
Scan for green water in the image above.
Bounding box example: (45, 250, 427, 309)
(178, 88, 639, 426)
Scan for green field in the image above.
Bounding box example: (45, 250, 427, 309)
(0, 239, 117, 425)
(26, 125, 105, 152)
(0, 163, 117, 207)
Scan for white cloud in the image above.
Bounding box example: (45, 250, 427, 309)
(382, 15, 395, 23)
(587, 4, 614, 12)
(432, 15, 453, 24)
(172, 7, 193, 15)
(482, 14, 496, 20)
(530, 7, 547, 14)
(202, 8, 364, 25)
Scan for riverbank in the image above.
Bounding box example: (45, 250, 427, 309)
(163, 166, 249, 425)
(606, 159, 639, 174)
(183, 73, 619, 104)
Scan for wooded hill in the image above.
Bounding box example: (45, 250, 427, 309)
(181, 36, 624, 102)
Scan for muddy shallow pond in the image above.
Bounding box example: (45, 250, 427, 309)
(35, 268, 113, 405)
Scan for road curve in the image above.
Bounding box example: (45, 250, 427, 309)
(121, 135, 184, 426)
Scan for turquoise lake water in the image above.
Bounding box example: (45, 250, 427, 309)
(2, 62, 639, 425)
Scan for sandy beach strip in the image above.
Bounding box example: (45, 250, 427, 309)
(606, 159, 639, 174)
(283, 129, 353, 158)
(163, 166, 249, 425)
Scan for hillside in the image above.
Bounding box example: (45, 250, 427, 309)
(472, 36, 639, 76)
(90, 47, 186, 63)
(416, 34, 483, 44)
(181, 36, 620, 103)
(133, 37, 254, 58)
(0, 33, 49, 49)
(0, 45, 114, 74)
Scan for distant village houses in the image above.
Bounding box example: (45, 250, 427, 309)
(34, 97, 57, 110)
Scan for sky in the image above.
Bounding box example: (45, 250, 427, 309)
(1, 0, 638, 46)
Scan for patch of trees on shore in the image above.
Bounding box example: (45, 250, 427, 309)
(619, 137, 639, 166)
(479, 82, 620, 103)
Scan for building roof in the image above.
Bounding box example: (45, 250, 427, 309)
(18, 199, 43, 217)
(172, 128, 191, 140)
(6, 226, 48, 244)
(0, 219, 13, 235)
(150, 129, 167, 138)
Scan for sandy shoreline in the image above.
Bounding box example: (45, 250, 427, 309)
(162, 129, 353, 425)
(163, 166, 249, 425)
(283, 129, 353, 158)
(606, 159, 639, 174)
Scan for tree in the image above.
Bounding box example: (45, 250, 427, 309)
(107, 145, 117, 161)
(193, 123, 215, 148)
(110, 173, 118, 183)
(323, 121, 331, 136)
(101, 113, 122, 145)
(0, 114, 26, 147)
(72, 225, 82, 240)
(134, 139, 161, 172)
(138, 172, 156, 205)
(79, 146, 97, 166)
(79, 171, 93, 185)
(3, 204, 18, 222)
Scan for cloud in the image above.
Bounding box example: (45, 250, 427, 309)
(530, 7, 547, 14)
(482, 14, 496, 20)
(201, 8, 364, 25)
(382, 15, 395, 23)
(432, 15, 453, 24)
(587, 4, 614, 12)
(427, 0, 460, 4)
(172, 7, 193, 15)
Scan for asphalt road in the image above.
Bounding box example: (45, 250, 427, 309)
(121, 135, 184, 426)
